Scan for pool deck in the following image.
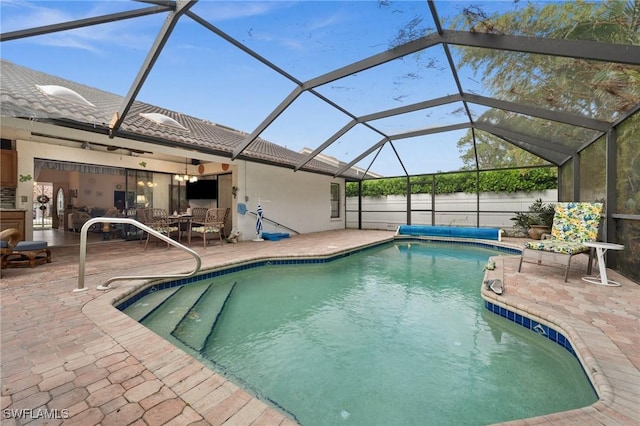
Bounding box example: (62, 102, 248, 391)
(1, 229, 638, 425)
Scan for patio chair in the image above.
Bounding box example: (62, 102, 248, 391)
(99, 208, 124, 239)
(144, 208, 179, 249)
(217, 207, 230, 238)
(1, 228, 21, 256)
(190, 207, 208, 222)
(189, 208, 224, 247)
(68, 211, 92, 232)
(187, 207, 208, 240)
(1, 228, 51, 269)
(518, 202, 602, 282)
(134, 208, 151, 242)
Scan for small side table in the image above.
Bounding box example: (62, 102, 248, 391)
(582, 241, 624, 287)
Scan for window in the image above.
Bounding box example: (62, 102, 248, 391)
(330, 183, 340, 218)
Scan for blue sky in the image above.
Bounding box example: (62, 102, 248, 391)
(0, 0, 518, 177)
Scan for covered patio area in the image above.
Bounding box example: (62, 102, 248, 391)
(1, 230, 638, 425)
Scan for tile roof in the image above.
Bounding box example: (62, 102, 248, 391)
(0, 59, 363, 179)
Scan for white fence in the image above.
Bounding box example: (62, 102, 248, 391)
(346, 190, 557, 231)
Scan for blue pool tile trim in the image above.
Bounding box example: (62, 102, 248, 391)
(484, 300, 599, 395)
(484, 301, 576, 357)
(117, 250, 373, 310)
(396, 236, 522, 255)
(117, 239, 518, 311)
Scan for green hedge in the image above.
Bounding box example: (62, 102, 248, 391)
(346, 167, 557, 197)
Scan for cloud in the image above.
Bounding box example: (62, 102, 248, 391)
(1, 1, 155, 53)
(306, 12, 345, 32)
(197, 1, 294, 22)
(1, 1, 348, 56)
(218, 5, 347, 53)
(247, 32, 305, 51)
(1, 0, 73, 32)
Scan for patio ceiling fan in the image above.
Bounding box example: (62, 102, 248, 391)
(106, 145, 148, 155)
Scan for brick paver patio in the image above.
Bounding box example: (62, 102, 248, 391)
(1, 230, 638, 425)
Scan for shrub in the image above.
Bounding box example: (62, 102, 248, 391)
(345, 167, 557, 197)
(511, 199, 555, 230)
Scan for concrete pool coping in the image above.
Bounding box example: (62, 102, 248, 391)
(481, 252, 640, 425)
(1, 230, 638, 425)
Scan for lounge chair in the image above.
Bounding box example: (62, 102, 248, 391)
(1, 228, 51, 269)
(518, 202, 602, 281)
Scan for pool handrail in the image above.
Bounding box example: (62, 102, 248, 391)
(246, 210, 300, 234)
(76, 217, 201, 292)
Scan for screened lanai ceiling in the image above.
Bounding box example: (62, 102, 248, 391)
(1, 0, 639, 179)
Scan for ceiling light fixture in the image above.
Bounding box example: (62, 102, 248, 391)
(175, 159, 198, 183)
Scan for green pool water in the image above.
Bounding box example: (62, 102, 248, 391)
(128, 242, 597, 425)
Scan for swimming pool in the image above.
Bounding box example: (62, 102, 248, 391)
(121, 241, 597, 425)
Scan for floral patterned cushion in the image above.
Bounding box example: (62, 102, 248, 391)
(524, 240, 589, 255)
(524, 202, 602, 255)
(549, 202, 603, 242)
(192, 225, 220, 233)
(158, 226, 179, 234)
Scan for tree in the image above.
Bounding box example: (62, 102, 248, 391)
(450, 0, 640, 168)
(457, 127, 550, 170)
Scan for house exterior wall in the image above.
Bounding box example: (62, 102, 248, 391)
(14, 138, 182, 239)
(234, 161, 345, 240)
(7, 129, 345, 241)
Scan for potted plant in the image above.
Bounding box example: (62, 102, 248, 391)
(511, 199, 556, 239)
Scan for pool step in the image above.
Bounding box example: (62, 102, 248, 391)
(141, 281, 213, 337)
(122, 287, 181, 321)
(172, 280, 236, 351)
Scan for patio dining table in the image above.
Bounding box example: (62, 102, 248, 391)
(168, 214, 192, 243)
